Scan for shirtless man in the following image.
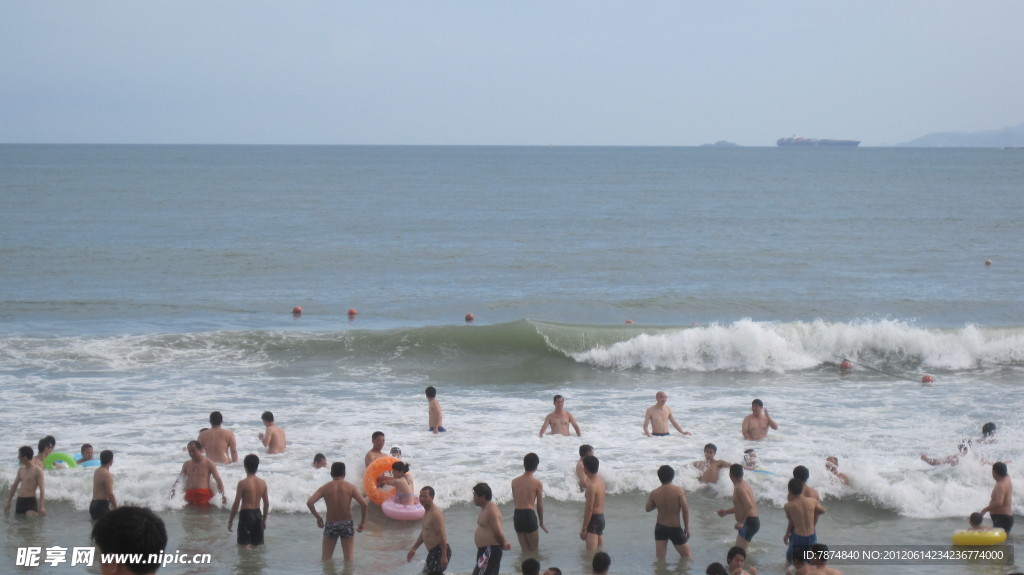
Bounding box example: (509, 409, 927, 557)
(228, 454, 270, 549)
(511, 452, 548, 552)
(539, 395, 581, 437)
(643, 391, 692, 437)
(783, 478, 826, 566)
(978, 461, 1013, 533)
(717, 464, 759, 550)
(921, 441, 983, 467)
(5, 446, 45, 516)
(793, 466, 819, 500)
(580, 455, 606, 550)
(364, 431, 386, 468)
(576, 445, 594, 490)
(645, 464, 691, 559)
(694, 443, 732, 484)
(980, 422, 997, 444)
(741, 399, 777, 440)
(198, 411, 238, 464)
(825, 457, 848, 486)
(426, 386, 446, 433)
(170, 440, 227, 507)
(407, 486, 451, 574)
(258, 411, 286, 454)
(33, 436, 55, 469)
(78, 443, 95, 464)
(471, 483, 512, 575)
(307, 462, 368, 561)
(90, 450, 117, 521)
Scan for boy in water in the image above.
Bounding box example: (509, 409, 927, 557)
(228, 454, 270, 549)
(90, 450, 117, 521)
(5, 446, 46, 516)
(426, 386, 446, 432)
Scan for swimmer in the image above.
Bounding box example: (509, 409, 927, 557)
(228, 454, 270, 549)
(643, 391, 692, 437)
(365, 431, 387, 468)
(5, 446, 46, 516)
(32, 436, 55, 469)
(170, 440, 227, 507)
(511, 452, 548, 552)
(979, 422, 997, 444)
(783, 478, 826, 567)
(198, 411, 238, 464)
(90, 450, 117, 521)
(77, 443, 95, 463)
(742, 449, 760, 471)
(645, 464, 691, 559)
(978, 461, 1013, 533)
(257, 411, 286, 454)
(592, 552, 611, 575)
(921, 441, 972, 467)
(968, 511, 989, 531)
(313, 453, 327, 469)
(539, 394, 581, 437)
(718, 464, 759, 550)
(694, 443, 732, 484)
(406, 486, 451, 574)
(741, 399, 777, 440)
(727, 546, 757, 575)
(307, 462, 368, 561)
(426, 386, 446, 433)
(471, 483, 512, 575)
(580, 455, 606, 550)
(576, 445, 594, 490)
(825, 457, 848, 486)
(383, 461, 416, 504)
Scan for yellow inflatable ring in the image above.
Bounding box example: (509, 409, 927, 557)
(951, 528, 1006, 545)
(363, 456, 399, 505)
(43, 452, 78, 470)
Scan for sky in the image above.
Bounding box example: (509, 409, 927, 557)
(2, 1, 1022, 147)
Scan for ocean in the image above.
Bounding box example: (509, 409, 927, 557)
(1, 144, 1022, 574)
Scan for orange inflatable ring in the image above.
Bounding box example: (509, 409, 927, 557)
(363, 456, 399, 505)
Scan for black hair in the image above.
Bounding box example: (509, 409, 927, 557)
(100, 450, 114, 465)
(727, 546, 747, 562)
(421, 485, 435, 498)
(704, 443, 717, 454)
(983, 422, 996, 437)
(705, 563, 728, 575)
(658, 464, 675, 484)
(583, 455, 599, 474)
(752, 398, 764, 407)
(244, 454, 259, 474)
(425, 386, 437, 398)
(210, 411, 223, 425)
(372, 431, 385, 440)
(730, 463, 744, 480)
(18, 445, 33, 460)
(521, 558, 541, 575)
(970, 512, 984, 526)
(392, 461, 410, 473)
(313, 453, 326, 464)
(261, 411, 274, 422)
(788, 477, 804, 496)
(92, 507, 168, 574)
(81, 443, 93, 454)
(473, 482, 492, 501)
(793, 465, 810, 482)
(994, 461, 1009, 477)
(553, 394, 564, 402)
(524, 452, 539, 472)
(331, 462, 346, 478)
(592, 551, 611, 573)
(579, 444, 593, 457)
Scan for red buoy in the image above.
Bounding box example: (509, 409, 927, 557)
(625, 319, 633, 324)
(921, 374, 934, 384)
(347, 308, 358, 317)
(839, 360, 853, 371)
(985, 259, 992, 266)
(465, 313, 474, 323)
(292, 306, 302, 315)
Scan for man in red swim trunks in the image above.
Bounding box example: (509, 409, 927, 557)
(170, 440, 227, 507)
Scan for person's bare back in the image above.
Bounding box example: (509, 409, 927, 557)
(198, 425, 237, 464)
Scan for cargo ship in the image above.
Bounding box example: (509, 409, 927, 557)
(777, 136, 860, 147)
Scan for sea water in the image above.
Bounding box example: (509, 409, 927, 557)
(1, 145, 1022, 574)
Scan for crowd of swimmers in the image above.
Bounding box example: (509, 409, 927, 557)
(5, 390, 1016, 575)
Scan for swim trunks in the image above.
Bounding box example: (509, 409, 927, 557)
(237, 509, 264, 546)
(471, 545, 502, 575)
(429, 426, 447, 432)
(323, 519, 355, 540)
(587, 513, 606, 535)
(513, 508, 539, 533)
(654, 523, 688, 545)
(15, 497, 37, 515)
(991, 513, 1014, 533)
(652, 432, 670, 437)
(738, 516, 761, 542)
(184, 488, 213, 507)
(787, 532, 817, 563)
(89, 499, 110, 521)
(425, 543, 452, 574)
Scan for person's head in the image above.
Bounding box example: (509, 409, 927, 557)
(704, 443, 717, 459)
(92, 506, 168, 574)
(579, 444, 594, 458)
(260, 411, 274, 424)
(472, 482, 492, 503)
(655, 391, 667, 404)
(825, 456, 839, 471)
(186, 440, 202, 459)
(419, 486, 435, 508)
(792, 545, 810, 568)
(392, 461, 410, 475)
(793, 465, 810, 482)
(810, 543, 830, 565)
(993, 461, 1008, 478)
(100, 449, 114, 466)
(592, 551, 611, 574)
(209, 411, 223, 426)
(524, 452, 539, 472)
(583, 454, 599, 475)
(705, 563, 728, 575)
(730, 463, 744, 481)
(743, 448, 758, 467)
(371, 431, 385, 449)
(38, 436, 55, 455)
(330, 461, 346, 479)
(425, 386, 437, 398)
(81, 443, 94, 460)
(521, 558, 541, 575)
(657, 464, 675, 484)
(788, 477, 804, 496)
(958, 440, 972, 454)
(751, 398, 764, 413)
(553, 394, 565, 408)
(18, 445, 33, 463)
(389, 446, 403, 459)
(313, 453, 327, 468)
(543, 568, 562, 575)
(243, 454, 259, 474)
(982, 422, 996, 438)
(969, 512, 984, 528)
(727, 546, 747, 570)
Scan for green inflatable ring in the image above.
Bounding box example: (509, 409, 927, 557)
(43, 452, 78, 470)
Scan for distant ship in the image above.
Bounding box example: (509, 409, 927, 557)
(777, 136, 860, 147)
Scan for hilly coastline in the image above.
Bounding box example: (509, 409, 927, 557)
(897, 122, 1024, 147)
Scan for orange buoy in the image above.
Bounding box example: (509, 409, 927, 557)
(921, 374, 934, 384)
(292, 306, 302, 315)
(625, 319, 633, 324)
(465, 313, 474, 323)
(347, 308, 358, 316)
(839, 360, 853, 371)
(985, 259, 992, 266)
(363, 456, 399, 506)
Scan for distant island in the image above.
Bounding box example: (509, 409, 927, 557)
(897, 122, 1024, 147)
(700, 140, 739, 147)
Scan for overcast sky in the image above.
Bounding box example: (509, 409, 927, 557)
(3, 1, 1022, 146)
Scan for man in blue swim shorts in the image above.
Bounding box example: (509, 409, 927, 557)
(783, 478, 826, 565)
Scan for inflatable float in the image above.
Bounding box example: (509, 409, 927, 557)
(43, 452, 78, 470)
(951, 528, 1007, 546)
(363, 456, 399, 505)
(382, 495, 425, 520)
